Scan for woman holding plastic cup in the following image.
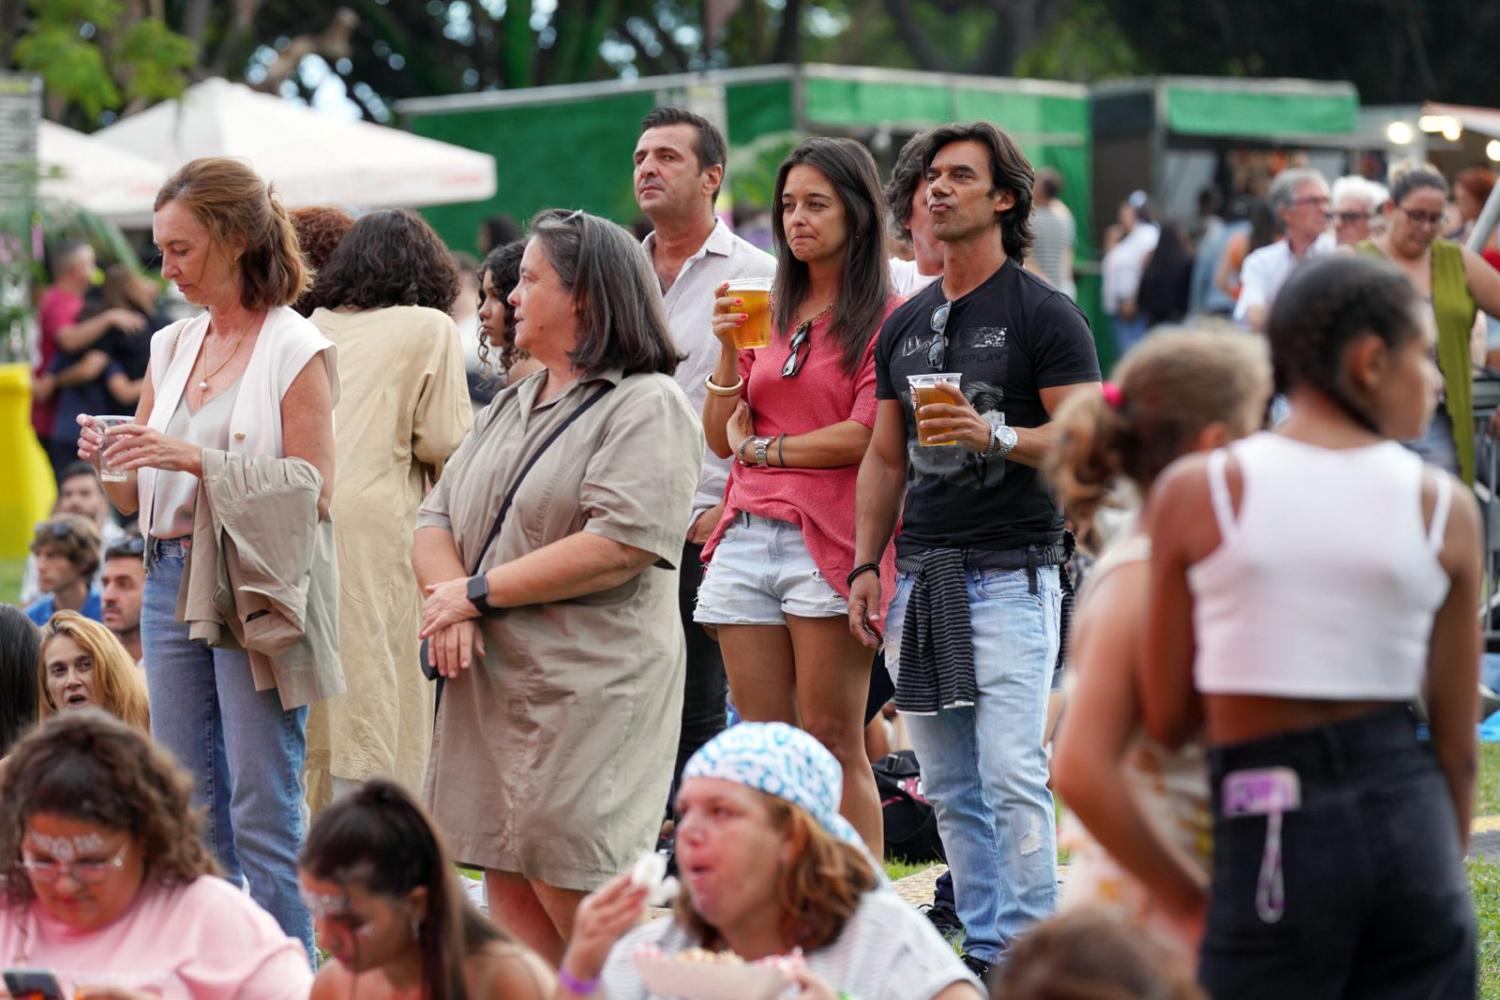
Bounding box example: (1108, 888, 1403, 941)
(698, 137, 900, 855)
(74, 156, 336, 958)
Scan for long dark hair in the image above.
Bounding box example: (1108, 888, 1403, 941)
(1268, 254, 1422, 433)
(476, 241, 526, 373)
(0, 606, 39, 757)
(300, 780, 507, 1000)
(529, 208, 682, 378)
(306, 208, 460, 314)
(771, 138, 890, 376)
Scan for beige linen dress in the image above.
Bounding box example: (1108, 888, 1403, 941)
(417, 367, 701, 890)
(305, 305, 471, 805)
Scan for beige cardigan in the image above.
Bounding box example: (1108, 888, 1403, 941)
(179, 450, 344, 709)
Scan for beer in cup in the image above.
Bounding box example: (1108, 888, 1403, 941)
(907, 373, 964, 447)
(724, 277, 773, 350)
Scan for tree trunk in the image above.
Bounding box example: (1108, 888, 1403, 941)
(882, 0, 945, 71)
(772, 0, 804, 63)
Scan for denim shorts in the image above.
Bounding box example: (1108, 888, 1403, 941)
(693, 512, 848, 625)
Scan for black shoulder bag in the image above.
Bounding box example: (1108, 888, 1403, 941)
(421, 382, 614, 681)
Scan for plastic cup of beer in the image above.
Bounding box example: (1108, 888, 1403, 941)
(724, 277, 773, 350)
(91, 415, 134, 482)
(908, 373, 964, 447)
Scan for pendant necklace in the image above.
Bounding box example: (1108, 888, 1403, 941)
(198, 323, 250, 392)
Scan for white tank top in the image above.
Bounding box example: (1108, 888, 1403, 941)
(1189, 433, 1451, 700)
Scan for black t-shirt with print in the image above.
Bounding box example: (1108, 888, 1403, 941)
(874, 258, 1100, 556)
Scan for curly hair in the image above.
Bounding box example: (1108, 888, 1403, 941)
(305, 208, 460, 314)
(289, 206, 355, 316)
(0, 711, 219, 907)
(37, 611, 151, 734)
(884, 131, 932, 244)
(31, 513, 101, 579)
(476, 240, 527, 375)
(1267, 254, 1422, 433)
(1046, 327, 1270, 550)
(674, 794, 878, 953)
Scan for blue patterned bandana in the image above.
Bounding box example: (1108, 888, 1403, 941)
(682, 721, 864, 852)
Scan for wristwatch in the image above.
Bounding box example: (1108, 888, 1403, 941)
(466, 573, 495, 614)
(986, 420, 1018, 459)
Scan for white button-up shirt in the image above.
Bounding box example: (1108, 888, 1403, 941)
(1234, 230, 1336, 325)
(644, 219, 776, 522)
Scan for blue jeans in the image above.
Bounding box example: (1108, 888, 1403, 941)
(143, 541, 314, 959)
(885, 564, 1061, 963)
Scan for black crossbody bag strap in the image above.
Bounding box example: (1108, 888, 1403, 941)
(425, 382, 613, 688)
(466, 382, 613, 576)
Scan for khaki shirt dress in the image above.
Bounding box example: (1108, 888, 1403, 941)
(417, 367, 702, 890)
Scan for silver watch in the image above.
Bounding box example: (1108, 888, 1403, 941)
(986, 421, 1018, 458)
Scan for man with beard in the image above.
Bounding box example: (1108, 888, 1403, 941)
(101, 534, 145, 662)
(850, 122, 1101, 979)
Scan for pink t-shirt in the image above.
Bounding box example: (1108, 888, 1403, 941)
(33, 287, 83, 438)
(0, 876, 312, 1000)
(703, 297, 901, 609)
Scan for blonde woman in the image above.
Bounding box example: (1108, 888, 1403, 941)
(37, 610, 150, 734)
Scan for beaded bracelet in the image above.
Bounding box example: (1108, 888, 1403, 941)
(558, 967, 600, 995)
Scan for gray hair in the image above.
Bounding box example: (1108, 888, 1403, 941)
(1331, 175, 1389, 213)
(1269, 167, 1328, 218)
(528, 209, 682, 378)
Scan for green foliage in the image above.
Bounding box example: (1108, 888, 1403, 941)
(1014, 0, 1146, 82)
(15, 25, 120, 120)
(4, 0, 194, 126)
(115, 17, 198, 103)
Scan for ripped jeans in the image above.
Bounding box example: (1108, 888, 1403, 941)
(885, 564, 1061, 963)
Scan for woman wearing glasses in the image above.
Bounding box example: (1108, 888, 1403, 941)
(699, 137, 900, 855)
(1356, 164, 1500, 483)
(0, 711, 312, 997)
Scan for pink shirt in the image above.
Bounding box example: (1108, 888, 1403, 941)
(0, 876, 312, 1000)
(703, 297, 901, 609)
(33, 286, 83, 438)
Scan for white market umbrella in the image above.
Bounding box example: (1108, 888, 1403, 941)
(37, 120, 168, 227)
(93, 77, 497, 210)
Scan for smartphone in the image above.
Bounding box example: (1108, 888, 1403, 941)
(3, 969, 68, 1000)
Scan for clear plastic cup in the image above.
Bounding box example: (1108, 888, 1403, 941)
(724, 277, 773, 349)
(90, 414, 134, 482)
(907, 373, 964, 447)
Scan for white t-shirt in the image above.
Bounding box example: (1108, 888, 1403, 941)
(601, 890, 980, 1000)
(1233, 231, 1336, 325)
(889, 257, 941, 298)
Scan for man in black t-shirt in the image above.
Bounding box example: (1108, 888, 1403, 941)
(850, 122, 1100, 976)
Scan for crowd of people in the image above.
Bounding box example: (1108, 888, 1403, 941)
(0, 106, 1491, 1000)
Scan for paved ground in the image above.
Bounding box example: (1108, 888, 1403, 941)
(1471, 815, 1500, 859)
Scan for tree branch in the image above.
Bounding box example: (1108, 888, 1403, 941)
(881, 0, 944, 71)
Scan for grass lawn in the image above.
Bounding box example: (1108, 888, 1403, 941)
(1474, 858, 1500, 999)
(1480, 742, 1500, 818)
(1, 556, 23, 606)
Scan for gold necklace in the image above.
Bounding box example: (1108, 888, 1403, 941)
(197, 323, 251, 392)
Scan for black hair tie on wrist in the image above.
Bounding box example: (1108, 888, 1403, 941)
(846, 562, 881, 588)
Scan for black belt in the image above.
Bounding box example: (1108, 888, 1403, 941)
(896, 542, 1068, 594)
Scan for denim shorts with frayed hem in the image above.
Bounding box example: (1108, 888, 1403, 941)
(693, 512, 848, 625)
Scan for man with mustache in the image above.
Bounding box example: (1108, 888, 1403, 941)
(633, 107, 775, 810)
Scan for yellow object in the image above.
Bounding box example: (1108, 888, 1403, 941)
(0, 362, 56, 558)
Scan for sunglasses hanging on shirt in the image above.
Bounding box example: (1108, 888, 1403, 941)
(781, 304, 834, 378)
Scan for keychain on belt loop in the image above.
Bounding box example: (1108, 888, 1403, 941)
(1221, 766, 1301, 924)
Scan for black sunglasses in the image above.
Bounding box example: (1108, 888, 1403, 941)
(37, 521, 77, 541)
(781, 319, 814, 377)
(106, 534, 146, 560)
(927, 300, 952, 369)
